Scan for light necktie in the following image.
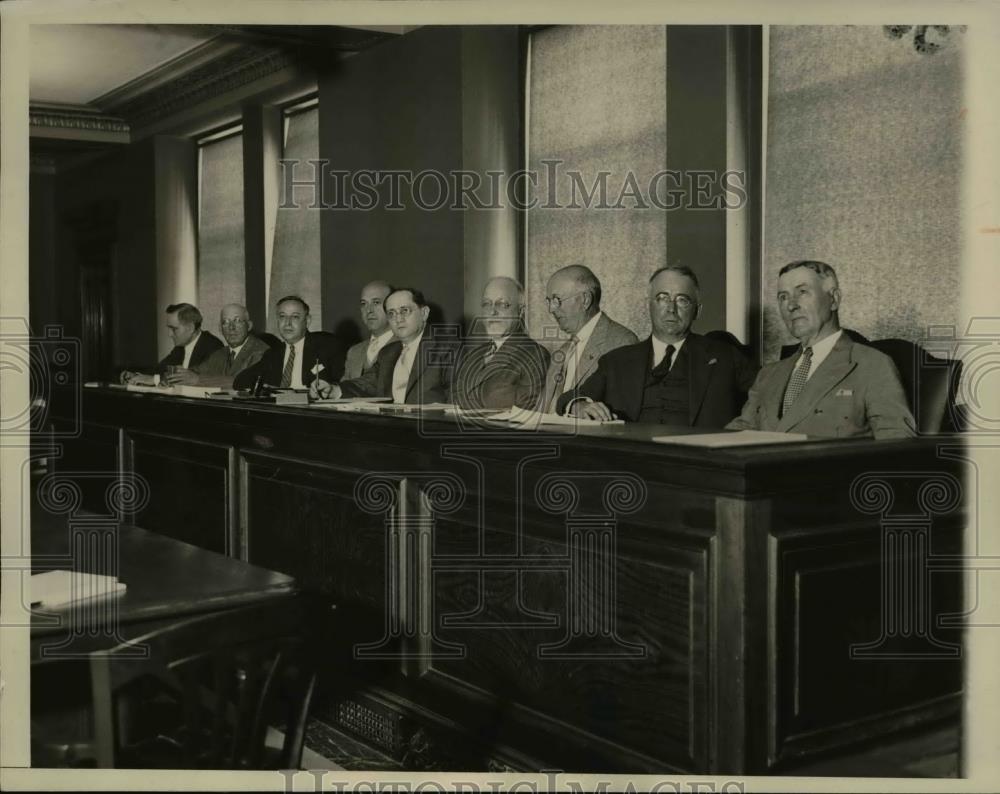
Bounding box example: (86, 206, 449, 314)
(484, 340, 498, 364)
(366, 336, 381, 368)
(545, 336, 578, 413)
(225, 348, 236, 375)
(782, 346, 813, 416)
(280, 344, 296, 388)
(392, 345, 412, 404)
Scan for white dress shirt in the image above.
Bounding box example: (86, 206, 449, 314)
(392, 331, 424, 404)
(796, 329, 842, 381)
(367, 329, 395, 367)
(651, 334, 687, 370)
(281, 337, 307, 389)
(561, 311, 603, 394)
(181, 331, 202, 369)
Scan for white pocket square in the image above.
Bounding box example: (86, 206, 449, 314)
(836, 388, 853, 396)
(708, 358, 718, 365)
(311, 363, 326, 376)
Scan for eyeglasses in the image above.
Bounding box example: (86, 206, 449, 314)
(654, 292, 695, 311)
(545, 291, 587, 310)
(386, 306, 416, 320)
(480, 299, 513, 312)
(221, 319, 248, 329)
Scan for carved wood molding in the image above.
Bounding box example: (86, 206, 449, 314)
(29, 105, 130, 135)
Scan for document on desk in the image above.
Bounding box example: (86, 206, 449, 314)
(30, 570, 127, 609)
(124, 384, 223, 398)
(311, 397, 392, 412)
(653, 430, 809, 447)
(489, 408, 624, 428)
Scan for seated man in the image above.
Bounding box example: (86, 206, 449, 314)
(120, 303, 222, 385)
(343, 280, 396, 380)
(561, 266, 757, 427)
(726, 260, 915, 439)
(310, 287, 452, 404)
(164, 304, 270, 388)
(451, 276, 550, 411)
(232, 295, 346, 390)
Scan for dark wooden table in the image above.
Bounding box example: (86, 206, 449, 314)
(30, 514, 298, 660)
(44, 385, 967, 774)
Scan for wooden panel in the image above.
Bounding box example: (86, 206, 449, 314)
(129, 431, 232, 555)
(49, 419, 121, 516)
(242, 452, 394, 656)
(770, 522, 964, 767)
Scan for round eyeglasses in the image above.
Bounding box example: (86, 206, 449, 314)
(654, 292, 695, 310)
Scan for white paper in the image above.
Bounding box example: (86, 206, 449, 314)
(652, 430, 809, 447)
(30, 570, 127, 608)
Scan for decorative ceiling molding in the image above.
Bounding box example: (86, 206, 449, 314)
(107, 45, 297, 129)
(92, 37, 240, 112)
(30, 103, 130, 139)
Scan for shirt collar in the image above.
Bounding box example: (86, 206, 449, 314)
(228, 339, 247, 356)
(573, 311, 603, 347)
(371, 328, 394, 346)
(402, 329, 424, 350)
(184, 330, 201, 353)
(651, 334, 686, 362)
(800, 328, 842, 369)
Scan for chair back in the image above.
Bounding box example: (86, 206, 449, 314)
(89, 599, 316, 769)
(867, 338, 963, 434)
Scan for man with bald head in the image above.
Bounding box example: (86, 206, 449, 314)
(165, 304, 270, 388)
(343, 280, 395, 380)
(539, 264, 638, 413)
(451, 276, 550, 411)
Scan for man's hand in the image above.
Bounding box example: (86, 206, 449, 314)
(122, 371, 157, 386)
(120, 370, 136, 385)
(309, 378, 340, 400)
(163, 367, 199, 386)
(570, 399, 616, 421)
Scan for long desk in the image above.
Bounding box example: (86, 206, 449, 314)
(45, 386, 967, 774)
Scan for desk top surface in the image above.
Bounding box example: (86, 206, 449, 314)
(30, 515, 296, 637)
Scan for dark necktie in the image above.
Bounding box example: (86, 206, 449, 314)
(280, 344, 296, 388)
(484, 341, 498, 364)
(225, 348, 236, 375)
(651, 344, 676, 377)
(781, 346, 813, 416)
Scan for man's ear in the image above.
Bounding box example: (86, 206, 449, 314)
(829, 287, 842, 312)
(304, 313, 312, 329)
(246, 319, 254, 332)
(421, 305, 431, 323)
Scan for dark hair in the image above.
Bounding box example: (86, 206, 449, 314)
(386, 287, 428, 308)
(648, 265, 701, 290)
(276, 295, 310, 314)
(165, 303, 203, 329)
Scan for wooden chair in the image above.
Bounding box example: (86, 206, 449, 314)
(89, 600, 317, 769)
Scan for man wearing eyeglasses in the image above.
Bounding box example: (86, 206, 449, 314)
(232, 295, 346, 390)
(310, 287, 452, 404)
(561, 266, 756, 427)
(163, 304, 271, 388)
(451, 276, 550, 411)
(540, 265, 638, 413)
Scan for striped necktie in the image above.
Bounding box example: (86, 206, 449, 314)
(484, 340, 498, 364)
(781, 346, 813, 417)
(280, 344, 296, 388)
(544, 336, 579, 413)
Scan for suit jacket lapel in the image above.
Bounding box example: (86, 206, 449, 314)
(619, 339, 652, 421)
(577, 314, 609, 387)
(405, 338, 427, 399)
(777, 336, 856, 431)
(685, 334, 712, 424)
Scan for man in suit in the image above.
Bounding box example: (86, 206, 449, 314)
(232, 295, 346, 390)
(727, 260, 915, 439)
(310, 287, 452, 404)
(343, 280, 395, 380)
(120, 303, 222, 385)
(451, 277, 550, 411)
(164, 304, 270, 388)
(560, 266, 757, 426)
(540, 265, 638, 413)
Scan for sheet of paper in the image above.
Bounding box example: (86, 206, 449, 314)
(30, 570, 127, 609)
(652, 430, 809, 447)
(489, 408, 624, 427)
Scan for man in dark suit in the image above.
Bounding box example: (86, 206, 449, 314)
(560, 266, 757, 427)
(309, 287, 452, 404)
(120, 303, 222, 385)
(451, 277, 550, 411)
(540, 264, 638, 413)
(727, 260, 915, 439)
(165, 304, 270, 388)
(232, 295, 346, 390)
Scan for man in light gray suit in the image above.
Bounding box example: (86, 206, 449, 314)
(540, 264, 638, 413)
(165, 304, 270, 388)
(727, 260, 915, 439)
(343, 280, 395, 380)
